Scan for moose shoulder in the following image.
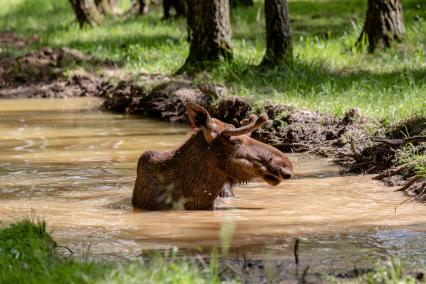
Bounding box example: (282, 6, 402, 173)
(132, 103, 293, 210)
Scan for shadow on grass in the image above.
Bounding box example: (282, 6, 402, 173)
(202, 59, 426, 114)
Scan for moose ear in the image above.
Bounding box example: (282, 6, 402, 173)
(186, 103, 211, 129)
(186, 103, 216, 143)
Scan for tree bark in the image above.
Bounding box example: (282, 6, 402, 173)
(69, 0, 103, 28)
(357, 0, 405, 52)
(261, 0, 292, 66)
(184, 0, 232, 66)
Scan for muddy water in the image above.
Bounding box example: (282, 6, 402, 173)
(1, 98, 426, 273)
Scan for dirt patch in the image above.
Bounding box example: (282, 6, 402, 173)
(0, 47, 115, 98)
(0, 32, 39, 47)
(102, 80, 218, 122)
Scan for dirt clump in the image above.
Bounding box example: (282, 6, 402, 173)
(209, 96, 252, 125)
(102, 80, 220, 122)
(0, 72, 106, 99)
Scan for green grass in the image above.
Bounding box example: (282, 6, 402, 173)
(360, 257, 420, 284)
(0, 0, 425, 120)
(0, 219, 226, 284)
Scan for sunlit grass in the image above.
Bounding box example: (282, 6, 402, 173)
(0, 219, 226, 284)
(0, 0, 425, 120)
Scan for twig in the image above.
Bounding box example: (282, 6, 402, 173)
(298, 265, 310, 284)
(294, 238, 300, 265)
(394, 176, 420, 192)
(399, 196, 415, 206)
(55, 245, 74, 256)
(364, 165, 377, 174)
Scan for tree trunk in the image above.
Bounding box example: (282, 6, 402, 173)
(230, 0, 253, 7)
(184, 0, 232, 66)
(261, 0, 292, 66)
(357, 0, 405, 52)
(69, 0, 103, 28)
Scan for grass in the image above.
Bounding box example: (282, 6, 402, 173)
(0, 0, 425, 120)
(360, 257, 421, 284)
(2, 219, 424, 284)
(0, 219, 225, 284)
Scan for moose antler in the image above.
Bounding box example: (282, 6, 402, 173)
(240, 114, 258, 126)
(222, 114, 268, 137)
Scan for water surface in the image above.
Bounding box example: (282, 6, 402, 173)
(1, 98, 426, 274)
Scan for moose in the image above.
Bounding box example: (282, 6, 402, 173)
(132, 103, 293, 210)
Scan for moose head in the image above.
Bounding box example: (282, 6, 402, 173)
(132, 103, 293, 210)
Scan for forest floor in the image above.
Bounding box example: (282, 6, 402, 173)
(0, 0, 426, 282)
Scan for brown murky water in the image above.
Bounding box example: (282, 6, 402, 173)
(1, 98, 426, 273)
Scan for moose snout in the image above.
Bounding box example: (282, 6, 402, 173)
(279, 167, 293, 179)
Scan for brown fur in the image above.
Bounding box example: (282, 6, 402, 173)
(132, 103, 293, 210)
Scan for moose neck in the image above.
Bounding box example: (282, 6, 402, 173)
(168, 131, 227, 201)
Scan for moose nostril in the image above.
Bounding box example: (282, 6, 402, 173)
(280, 168, 293, 179)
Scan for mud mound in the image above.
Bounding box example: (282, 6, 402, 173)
(210, 96, 252, 125)
(252, 103, 369, 154)
(0, 73, 106, 99)
(0, 47, 115, 99)
(0, 47, 113, 89)
(101, 80, 145, 113)
(102, 80, 219, 122)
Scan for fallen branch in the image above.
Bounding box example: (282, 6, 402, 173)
(394, 175, 421, 192)
(373, 136, 426, 146)
(55, 245, 74, 256)
(373, 162, 414, 180)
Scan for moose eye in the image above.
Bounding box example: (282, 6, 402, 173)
(229, 137, 243, 145)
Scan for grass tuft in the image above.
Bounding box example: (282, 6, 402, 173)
(0, 219, 227, 284)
